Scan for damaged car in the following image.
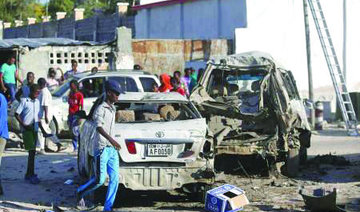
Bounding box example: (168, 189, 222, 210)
(190, 51, 311, 176)
(78, 92, 214, 197)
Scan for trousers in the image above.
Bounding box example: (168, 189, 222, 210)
(77, 147, 119, 211)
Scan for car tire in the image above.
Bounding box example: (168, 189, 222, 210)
(51, 117, 59, 136)
(285, 148, 300, 177)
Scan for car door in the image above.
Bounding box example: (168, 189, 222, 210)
(79, 77, 105, 114)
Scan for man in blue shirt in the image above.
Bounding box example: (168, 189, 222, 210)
(0, 93, 9, 195)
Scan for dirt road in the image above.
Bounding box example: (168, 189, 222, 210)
(0, 127, 359, 211)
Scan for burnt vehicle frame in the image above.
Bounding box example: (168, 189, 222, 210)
(190, 51, 311, 176)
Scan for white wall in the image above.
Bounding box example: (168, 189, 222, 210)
(235, 0, 360, 95)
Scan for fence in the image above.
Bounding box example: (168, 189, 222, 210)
(4, 14, 135, 42)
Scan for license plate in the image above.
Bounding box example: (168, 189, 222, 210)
(147, 144, 172, 157)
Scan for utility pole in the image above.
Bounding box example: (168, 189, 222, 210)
(343, 0, 347, 83)
(303, 0, 315, 128)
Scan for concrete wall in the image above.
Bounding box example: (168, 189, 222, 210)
(135, 0, 247, 39)
(18, 45, 112, 80)
(16, 27, 134, 80)
(132, 39, 232, 76)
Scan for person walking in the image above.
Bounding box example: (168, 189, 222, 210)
(68, 80, 83, 152)
(76, 80, 123, 211)
(15, 84, 42, 184)
(37, 78, 65, 153)
(0, 55, 23, 103)
(0, 92, 9, 194)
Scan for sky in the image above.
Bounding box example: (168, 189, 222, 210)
(38, 0, 49, 3)
(235, 0, 360, 94)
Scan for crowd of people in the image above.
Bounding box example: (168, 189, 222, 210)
(0, 54, 205, 211)
(154, 67, 204, 97)
(0, 56, 84, 188)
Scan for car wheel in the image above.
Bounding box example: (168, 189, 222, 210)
(51, 117, 59, 136)
(285, 148, 300, 177)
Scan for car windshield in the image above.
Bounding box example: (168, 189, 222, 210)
(113, 101, 199, 123)
(207, 69, 266, 98)
(226, 73, 264, 93)
(52, 79, 71, 97)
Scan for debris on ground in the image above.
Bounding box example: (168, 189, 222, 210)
(307, 154, 351, 166)
(64, 179, 74, 185)
(205, 184, 249, 212)
(299, 188, 345, 212)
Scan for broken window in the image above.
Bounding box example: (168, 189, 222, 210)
(80, 77, 105, 98)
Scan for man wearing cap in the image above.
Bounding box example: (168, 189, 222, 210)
(76, 79, 123, 211)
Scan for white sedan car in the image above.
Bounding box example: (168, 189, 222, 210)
(78, 92, 214, 193)
(8, 70, 160, 137)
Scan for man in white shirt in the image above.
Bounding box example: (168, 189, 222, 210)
(37, 78, 64, 153)
(64, 60, 80, 80)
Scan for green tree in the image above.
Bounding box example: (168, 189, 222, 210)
(77, 0, 107, 18)
(48, 0, 75, 19)
(0, 0, 45, 23)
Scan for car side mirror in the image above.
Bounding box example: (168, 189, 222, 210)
(62, 96, 68, 103)
(303, 99, 313, 109)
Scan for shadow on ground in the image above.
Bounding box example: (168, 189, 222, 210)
(297, 153, 360, 184)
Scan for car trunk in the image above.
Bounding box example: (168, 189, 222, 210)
(115, 118, 207, 163)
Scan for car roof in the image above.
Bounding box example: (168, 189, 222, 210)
(212, 51, 286, 70)
(118, 92, 189, 103)
(73, 70, 156, 79)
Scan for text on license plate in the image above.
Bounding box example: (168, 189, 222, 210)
(147, 144, 172, 157)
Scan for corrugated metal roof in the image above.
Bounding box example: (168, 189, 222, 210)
(0, 38, 103, 49)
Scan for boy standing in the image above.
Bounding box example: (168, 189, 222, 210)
(37, 78, 64, 153)
(77, 80, 123, 211)
(68, 80, 83, 152)
(15, 84, 42, 184)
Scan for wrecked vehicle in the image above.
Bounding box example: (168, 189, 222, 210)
(78, 92, 214, 196)
(190, 51, 311, 176)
